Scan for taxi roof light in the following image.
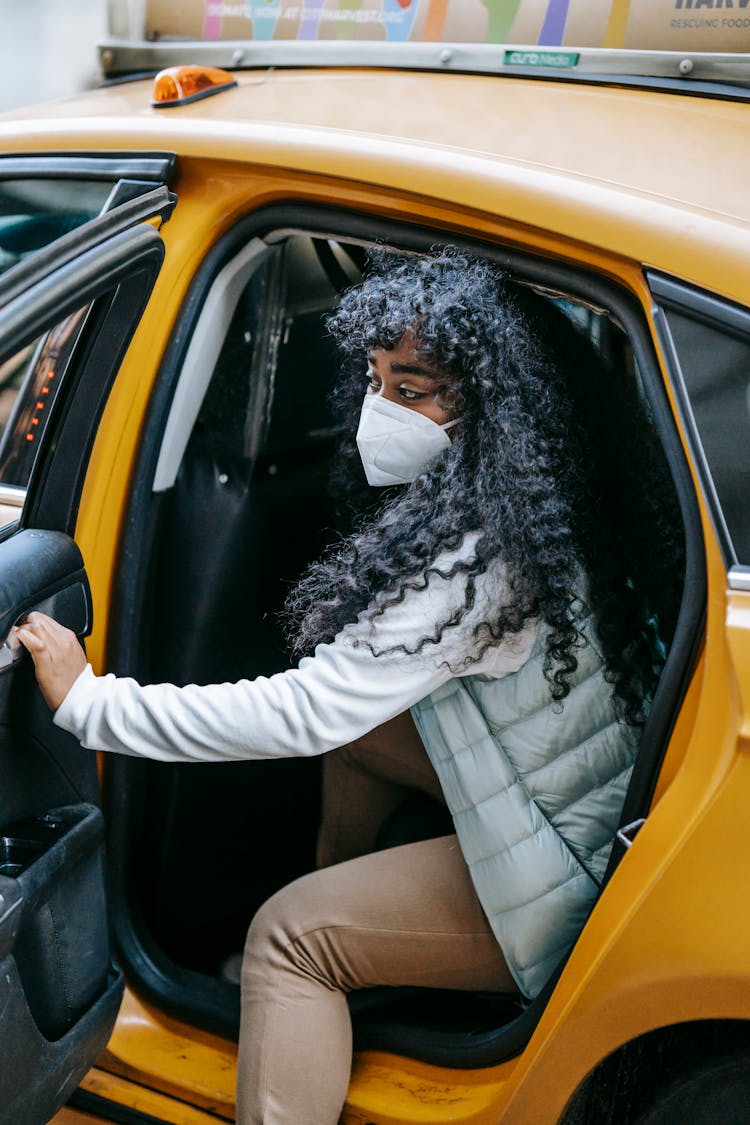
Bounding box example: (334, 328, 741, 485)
(151, 66, 237, 108)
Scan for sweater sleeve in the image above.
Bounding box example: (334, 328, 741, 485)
(53, 544, 536, 764)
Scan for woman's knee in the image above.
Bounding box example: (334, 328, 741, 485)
(242, 869, 344, 989)
(244, 877, 304, 966)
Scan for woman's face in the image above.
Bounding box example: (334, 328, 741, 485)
(366, 333, 456, 426)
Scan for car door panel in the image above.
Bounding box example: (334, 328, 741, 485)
(0, 572, 118, 1121)
(0, 529, 114, 1124)
(0, 193, 170, 1125)
(1, 945, 121, 1125)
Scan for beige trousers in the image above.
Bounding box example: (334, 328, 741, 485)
(236, 711, 514, 1125)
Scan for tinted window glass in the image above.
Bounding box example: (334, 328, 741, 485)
(0, 179, 111, 276)
(664, 307, 750, 564)
(0, 307, 89, 524)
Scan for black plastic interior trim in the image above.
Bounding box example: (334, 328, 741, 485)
(0, 152, 177, 184)
(105, 202, 706, 1059)
(350, 962, 564, 1068)
(0, 529, 90, 640)
(1, 966, 124, 1125)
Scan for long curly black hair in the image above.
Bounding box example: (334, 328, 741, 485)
(284, 249, 684, 724)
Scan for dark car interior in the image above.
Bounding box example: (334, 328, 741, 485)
(103, 214, 703, 1067)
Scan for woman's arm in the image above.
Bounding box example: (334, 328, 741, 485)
(17, 549, 536, 764)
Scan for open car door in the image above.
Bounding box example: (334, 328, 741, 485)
(0, 185, 173, 1125)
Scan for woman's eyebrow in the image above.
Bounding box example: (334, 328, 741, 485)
(390, 362, 440, 379)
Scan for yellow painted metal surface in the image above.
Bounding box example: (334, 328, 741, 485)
(2, 69, 746, 222)
(103, 989, 515, 1124)
(51, 1110, 107, 1125)
(100, 989, 237, 1117)
(345, 1053, 511, 1123)
(0, 71, 749, 303)
(54, 1068, 229, 1124)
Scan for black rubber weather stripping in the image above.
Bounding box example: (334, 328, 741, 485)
(0, 153, 177, 184)
(473, 68, 750, 103)
(68, 1087, 225, 1125)
(67, 1088, 167, 1124)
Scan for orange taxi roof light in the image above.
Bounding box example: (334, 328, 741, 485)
(151, 65, 237, 108)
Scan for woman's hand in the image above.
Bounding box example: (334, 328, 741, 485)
(14, 612, 87, 712)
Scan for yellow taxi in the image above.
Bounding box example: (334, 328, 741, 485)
(1, 1, 750, 1122)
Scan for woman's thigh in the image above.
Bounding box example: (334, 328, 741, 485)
(248, 833, 515, 994)
(337, 709, 444, 798)
(317, 709, 445, 867)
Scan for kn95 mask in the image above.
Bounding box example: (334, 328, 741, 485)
(355, 393, 459, 487)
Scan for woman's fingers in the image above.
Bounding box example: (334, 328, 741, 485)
(18, 612, 77, 652)
(14, 623, 44, 651)
(14, 611, 87, 711)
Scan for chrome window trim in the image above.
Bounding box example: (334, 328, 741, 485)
(0, 485, 25, 509)
(729, 567, 750, 593)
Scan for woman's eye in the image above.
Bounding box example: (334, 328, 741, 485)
(366, 374, 380, 391)
(399, 387, 427, 401)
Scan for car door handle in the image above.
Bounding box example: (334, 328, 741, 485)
(0, 580, 90, 671)
(0, 629, 22, 669)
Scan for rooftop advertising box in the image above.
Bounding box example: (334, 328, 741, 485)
(124, 0, 750, 51)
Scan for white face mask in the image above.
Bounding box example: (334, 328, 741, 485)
(355, 393, 459, 487)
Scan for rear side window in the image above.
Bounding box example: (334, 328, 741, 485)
(650, 277, 750, 568)
(0, 179, 111, 277)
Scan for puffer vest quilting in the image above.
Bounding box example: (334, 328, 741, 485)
(410, 616, 639, 999)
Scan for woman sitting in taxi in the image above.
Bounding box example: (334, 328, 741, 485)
(16, 250, 682, 1125)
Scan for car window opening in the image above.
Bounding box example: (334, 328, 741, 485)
(113, 228, 689, 1061)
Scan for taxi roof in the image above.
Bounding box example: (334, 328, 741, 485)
(1, 67, 748, 300)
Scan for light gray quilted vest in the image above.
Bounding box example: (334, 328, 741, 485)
(410, 616, 639, 999)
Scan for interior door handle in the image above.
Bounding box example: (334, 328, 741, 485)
(0, 629, 22, 669)
(0, 581, 90, 671)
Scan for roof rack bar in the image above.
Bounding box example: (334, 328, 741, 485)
(98, 39, 750, 88)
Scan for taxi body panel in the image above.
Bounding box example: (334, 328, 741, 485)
(2, 52, 749, 1125)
